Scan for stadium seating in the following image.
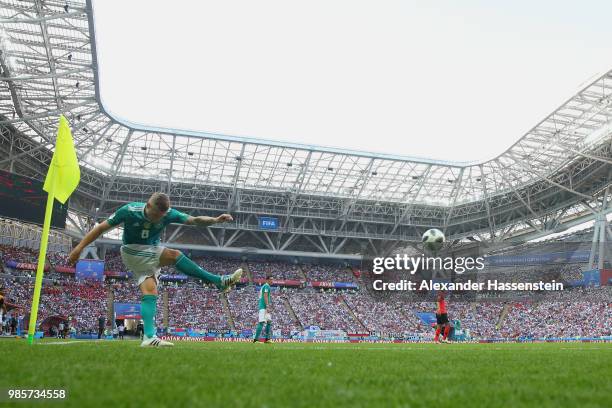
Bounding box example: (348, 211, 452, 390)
(1, 243, 610, 339)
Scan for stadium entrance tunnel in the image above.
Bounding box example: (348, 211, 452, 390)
(39, 316, 68, 334)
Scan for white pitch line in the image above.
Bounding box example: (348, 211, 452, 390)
(37, 340, 90, 346)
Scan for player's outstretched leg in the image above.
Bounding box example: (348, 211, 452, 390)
(253, 322, 264, 343)
(218, 268, 244, 293)
(168, 250, 242, 293)
(139, 277, 173, 347)
(264, 321, 272, 343)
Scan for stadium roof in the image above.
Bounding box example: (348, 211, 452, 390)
(0, 0, 610, 209)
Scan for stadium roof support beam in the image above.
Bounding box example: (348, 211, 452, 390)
(166, 225, 184, 244)
(583, 201, 598, 216)
(332, 237, 349, 254)
(78, 121, 114, 159)
(388, 165, 432, 237)
(167, 135, 176, 193)
(479, 165, 496, 240)
(563, 148, 612, 166)
(588, 182, 611, 269)
(317, 235, 330, 254)
(96, 129, 133, 218)
(279, 234, 298, 251)
(367, 238, 384, 257)
(0, 10, 86, 24)
(0, 131, 47, 179)
(263, 232, 276, 250)
(495, 160, 543, 233)
(279, 218, 308, 250)
(206, 227, 220, 247)
(0, 100, 96, 175)
(72, 112, 104, 134)
(443, 167, 465, 234)
(302, 234, 325, 253)
(0, 101, 96, 126)
(380, 239, 403, 257)
(286, 150, 313, 222)
(34, 0, 61, 110)
(545, 207, 569, 230)
(66, 213, 85, 234)
(223, 229, 243, 247)
(323, 155, 348, 195)
(2, 67, 91, 82)
(228, 143, 246, 212)
(0, 51, 25, 121)
(506, 152, 594, 200)
(0, 113, 104, 166)
(339, 158, 375, 229)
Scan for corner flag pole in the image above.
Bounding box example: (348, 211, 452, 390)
(26, 176, 57, 344)
(27, 115, 80, 344)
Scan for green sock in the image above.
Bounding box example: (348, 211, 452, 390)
(141, 295, 157, 338)
(175, 254, 222, 287)
(254, 322, 264, 341)
(265, 322, 272, 339)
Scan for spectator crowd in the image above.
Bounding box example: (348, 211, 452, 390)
(0, 243, 609, 339)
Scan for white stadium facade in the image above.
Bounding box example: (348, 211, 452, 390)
(0, 0, 610, 264)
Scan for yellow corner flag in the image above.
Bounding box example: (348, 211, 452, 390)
(43, 115, 81, 203)
(27, 115, 80, 344)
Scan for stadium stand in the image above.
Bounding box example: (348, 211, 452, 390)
(1, 242, 610, 339)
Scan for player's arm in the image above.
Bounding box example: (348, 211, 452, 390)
(69, 203, 127, 264)
(184, 213, 233, 227)
(68, 221, 115, 264)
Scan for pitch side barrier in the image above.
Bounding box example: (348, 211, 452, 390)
(4, 260, 128, 278)
(22, 334, 610, 343)
(159, 336, 612, 343)
(158, 336, 413, 343)
(478, 337, 612, 343)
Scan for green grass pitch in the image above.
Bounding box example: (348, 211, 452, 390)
(1, 339, 610, 407)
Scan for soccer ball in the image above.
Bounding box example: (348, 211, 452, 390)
(422, 228, 445, 252)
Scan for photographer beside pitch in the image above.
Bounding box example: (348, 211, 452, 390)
(68, 192, 243, 347)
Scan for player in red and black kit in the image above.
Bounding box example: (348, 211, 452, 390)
(434, 292, 451, 343)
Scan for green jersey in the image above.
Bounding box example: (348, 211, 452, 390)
(106, 202, 189, 245)
(258, 283, 271, 310)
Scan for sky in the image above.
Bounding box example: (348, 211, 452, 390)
(92, 0, 612, 163)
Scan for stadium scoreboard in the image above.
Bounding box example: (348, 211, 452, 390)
(0, 170, 68, 228)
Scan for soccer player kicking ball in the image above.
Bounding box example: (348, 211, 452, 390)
(253, 274, 273, 344)
(434, 292, 451, 343)
(68, 192, 243, 347)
